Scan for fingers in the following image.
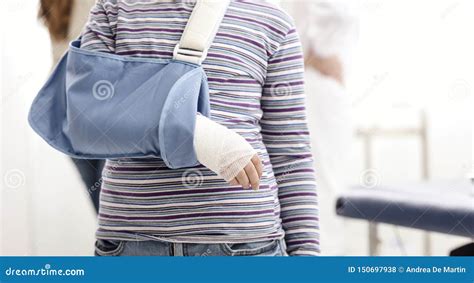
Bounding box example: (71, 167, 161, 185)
(244, 161, 260, 190)
(251, 154, 263, 178)
(235, 169, 250, 189)
(228, 154, 263, 190)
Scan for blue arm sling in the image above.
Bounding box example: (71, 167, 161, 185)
(28, 0, 229, 169)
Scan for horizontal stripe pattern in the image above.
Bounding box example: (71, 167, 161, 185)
(81, 0, 319, 255)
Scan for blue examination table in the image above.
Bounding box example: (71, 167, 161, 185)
(336, 180, 474, 237)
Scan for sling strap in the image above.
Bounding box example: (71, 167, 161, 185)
(173, 0, 230, 65)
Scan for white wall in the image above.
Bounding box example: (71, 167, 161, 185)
(1, 0, 96, 255)
(347, 0, 472, 182)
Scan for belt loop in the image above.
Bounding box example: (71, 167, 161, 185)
(280, 239, 288, 256)
(173, 243, 184, 256)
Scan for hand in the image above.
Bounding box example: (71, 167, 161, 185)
(229, 154, 263, 190)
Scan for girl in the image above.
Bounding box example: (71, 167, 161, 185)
(85, 0, 319, 256)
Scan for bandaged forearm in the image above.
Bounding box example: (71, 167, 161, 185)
(194, 114, 256, 182)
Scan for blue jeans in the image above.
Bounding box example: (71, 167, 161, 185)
(95, 239, 288, 256)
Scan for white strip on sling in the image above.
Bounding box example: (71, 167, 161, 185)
(177, 0, 257, 182)
(174, 0, 229, 65)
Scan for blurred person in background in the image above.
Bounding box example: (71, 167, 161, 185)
(282, 1, 358, 255)
(38, 0, 102, 213)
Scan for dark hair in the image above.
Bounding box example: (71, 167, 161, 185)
(38, 0, 74, 40)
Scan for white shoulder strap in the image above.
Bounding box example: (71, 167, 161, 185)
(173, 0, 230, 65)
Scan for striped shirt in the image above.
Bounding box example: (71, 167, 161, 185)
(81, 0, 319, 256)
